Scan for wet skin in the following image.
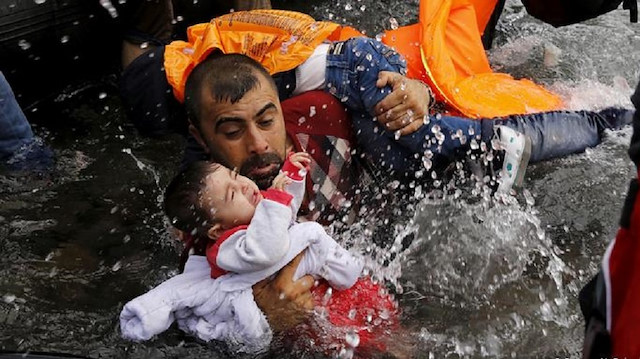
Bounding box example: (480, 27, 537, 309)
(200, 165, 264, 235)
(189, 72, 293, 190)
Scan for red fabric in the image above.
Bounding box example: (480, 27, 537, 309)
(608, 170, 640, 358)
(281, 91, 361, 223)
(281, 91, 354, 140)
(282, 153, 309, 181)
(206, 225, 248, 278)
(309, 277, 399, 351)
(261, 188, 294, 205)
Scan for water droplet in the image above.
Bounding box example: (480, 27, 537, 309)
(309, 106, 316, 117)
(344, 3, 353, 10)
(298, 116, 306, 125)
(523, 189, 535, 206)
(345, 331, 360, 347)
(3, 294, 16, 304)
(123, 234, 131, 243)
(45, 252, 55, 261)
(348, 308, 357, 320)
(365, 53, 373, 62)
(110, 206, 119, 214)
(338, 348, 353, 359)
(140, 42, 149, 49)
(34, 0, 46, 4)
(60, 35, 69, 44)
(18, 39, 31, 50)
(431, 124, 441, 134)
(422, 157, 432, 170)
(394, 130, 401, 140)
(99, 0, 119, 18)
(360, 5, 366, 11)
(322, 287, 333, 306)
(470, 139, 479, 150)
(98, 92, 107, 100)
(389, 17, 399, 30)
(112, 261, 122, 272)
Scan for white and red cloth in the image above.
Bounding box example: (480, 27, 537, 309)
(120, 159, 363, 353)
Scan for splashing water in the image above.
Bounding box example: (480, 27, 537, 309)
(1, 0, 639, 357)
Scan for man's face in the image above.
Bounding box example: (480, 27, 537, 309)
(190, 73, 287, 189)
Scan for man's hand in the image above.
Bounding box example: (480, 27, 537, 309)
(252, 253, 314, 331)
(374, 71, 433, 136)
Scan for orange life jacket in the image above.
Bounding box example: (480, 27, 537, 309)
(164, 5, 564, 118)
(382, 0, 564, 118)
(164, 10, 360, 102)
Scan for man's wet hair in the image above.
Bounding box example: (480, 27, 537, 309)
(184, 53, 277, 129)
(163, 161, 223, 237)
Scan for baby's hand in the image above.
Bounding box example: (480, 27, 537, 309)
(271, 172, 292, 191)
(284, 152, 311, 177)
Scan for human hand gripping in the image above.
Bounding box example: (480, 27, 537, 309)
(374, 71, 434, 136)
(270, 172, 293, 191)
(282, 152, 311, 180)
(252, 252, 315, 331)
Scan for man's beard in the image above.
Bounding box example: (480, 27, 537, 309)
(239, 153, 283, 190)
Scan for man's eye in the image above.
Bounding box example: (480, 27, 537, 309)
(258, 119, 273, 127)
(223, 130, 241, 138)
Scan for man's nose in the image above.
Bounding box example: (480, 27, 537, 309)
(246, 125, 270, 154)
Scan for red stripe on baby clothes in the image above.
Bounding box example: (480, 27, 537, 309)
(261, 189, 294, 206)
(282, 153, 307, 181)
(206, 225, 248, 278)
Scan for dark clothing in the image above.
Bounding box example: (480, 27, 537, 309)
(580, 79, 640, 359)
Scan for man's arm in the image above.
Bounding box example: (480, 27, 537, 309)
(374, 71, 434, 136)
(252, 252, 314, 331)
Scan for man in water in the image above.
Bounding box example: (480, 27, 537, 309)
(123, 9, 632, 330)
(180, 51, 631, 330)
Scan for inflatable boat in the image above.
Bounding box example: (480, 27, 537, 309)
(0, 1, 120, 105)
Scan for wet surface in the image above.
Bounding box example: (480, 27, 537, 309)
(1, 0, 639, 358)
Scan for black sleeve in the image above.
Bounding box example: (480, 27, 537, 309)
(628, 78, 640, 167)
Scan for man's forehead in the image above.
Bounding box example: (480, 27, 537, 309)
(204, 90, 278, 120)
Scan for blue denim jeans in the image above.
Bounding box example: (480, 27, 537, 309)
(0, 71, 34, 160)
(324, 38, 632, 176)
(0, 72, 54, 171)
(324, 37, 483, 174)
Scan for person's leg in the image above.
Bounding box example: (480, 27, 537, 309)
(487, 108, 634, 162)
(325, 37, 407, 117)
(0, 72, 34, 160)
(0, 72, 53, 170)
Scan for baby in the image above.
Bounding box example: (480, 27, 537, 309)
(120, 153, 398, 354)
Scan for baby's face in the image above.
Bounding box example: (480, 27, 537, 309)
(201, 166, 264, 229)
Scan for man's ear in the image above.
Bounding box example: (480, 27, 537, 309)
(207, 223, 224, 240)
(188, 122, 210, 155)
